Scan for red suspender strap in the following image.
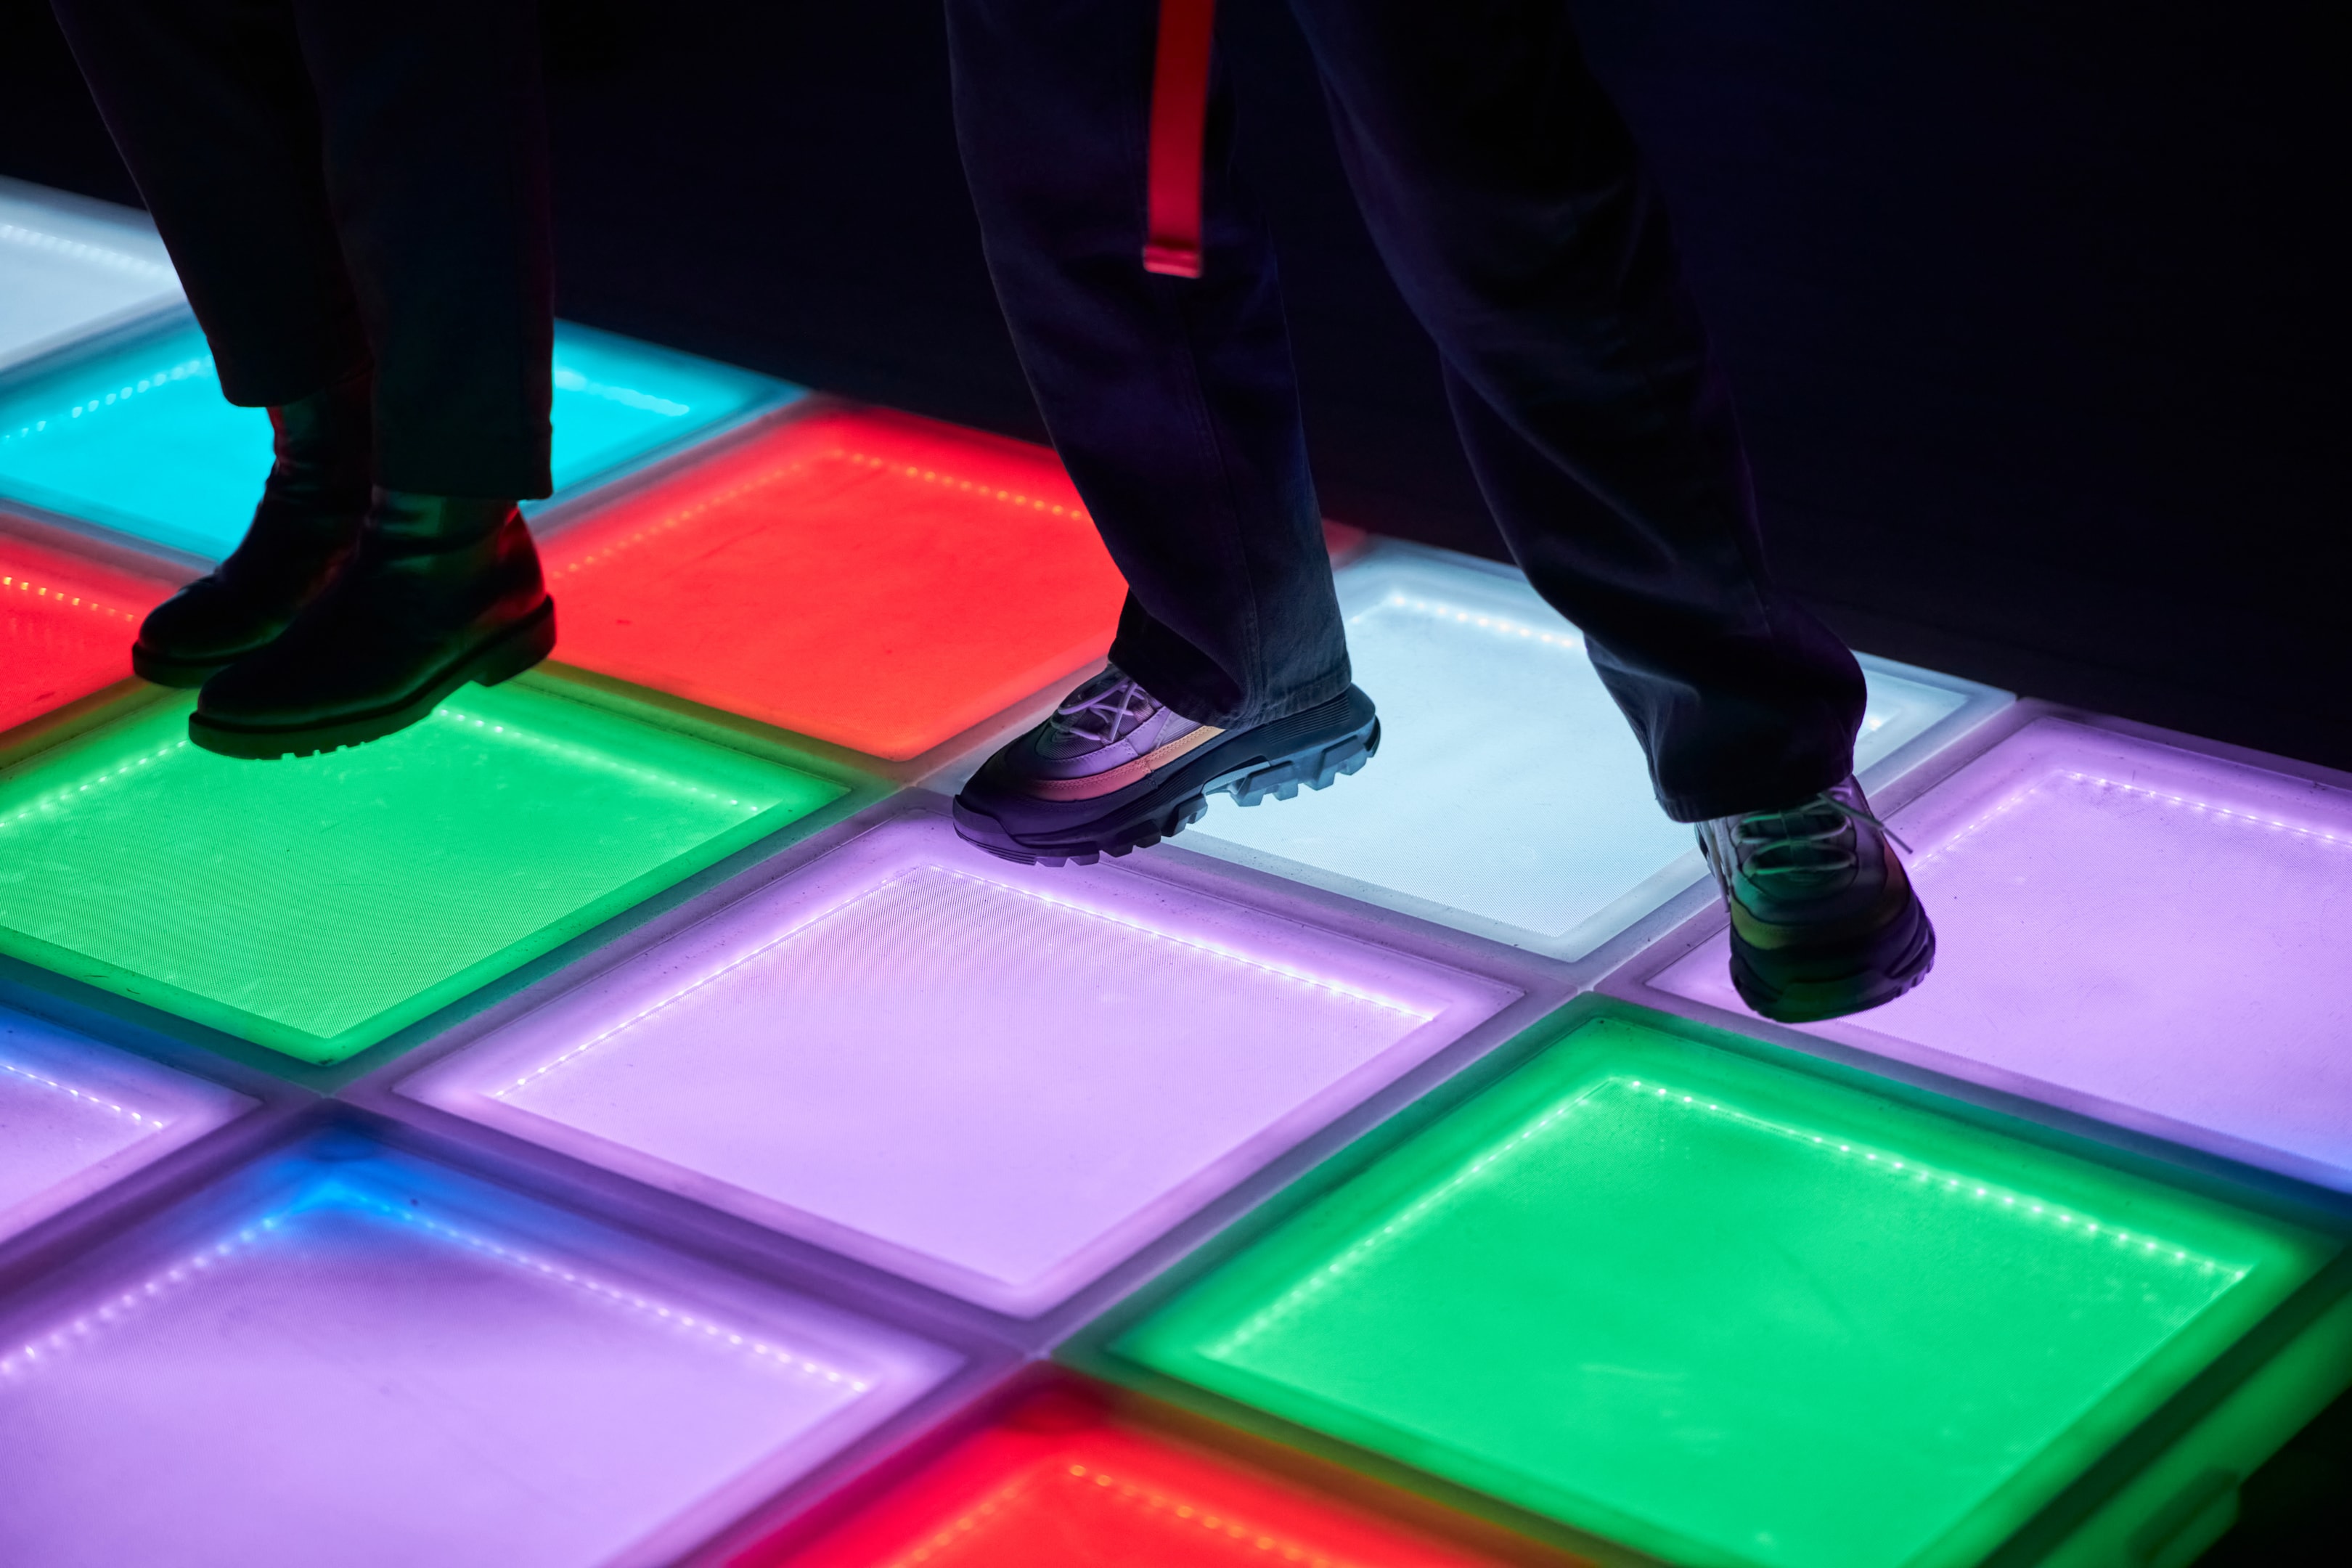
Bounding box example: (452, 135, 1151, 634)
(1143, 0, 1217, 278)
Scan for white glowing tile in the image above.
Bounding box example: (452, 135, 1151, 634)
(0, 1134, 957, 1568)
(1185, 542, 2009, 962)
(0, 178, 182, 377)
(1649, 719, 2352, 1189)
(403, 812, 1517, 1316)
(0, 1004, 249, 1242)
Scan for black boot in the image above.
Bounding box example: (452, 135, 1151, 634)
(131, 372, 373, 687)
(188, 490, 557, 759)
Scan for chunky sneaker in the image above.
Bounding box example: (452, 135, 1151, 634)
(953, 666, 1379, 866)
(189, 490, 556, 759)
(131, 372, 372, 687)
(1696, 775, 1935, 1023)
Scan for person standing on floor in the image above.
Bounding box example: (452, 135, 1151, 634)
(49, 0, 558, 759)
(944, 0, 1931, 1023)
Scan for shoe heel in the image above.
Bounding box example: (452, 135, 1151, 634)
(1229, 719, 1380, 808)
(471, 599, 557, 688)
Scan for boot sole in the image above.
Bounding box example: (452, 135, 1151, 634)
(953, 692, 1380, 867)
(187, 599, 557, 761)
(1728, 894, 1937, 1024)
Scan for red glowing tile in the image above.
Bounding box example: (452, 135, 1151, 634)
(0, 520, 181, 737)
(749, 1379, 1541, 1568)
(542, 407, 1127, 761)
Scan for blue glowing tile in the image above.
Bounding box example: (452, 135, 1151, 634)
(0, 1131, 958, 1567)
(0, 1003, 250, 1244)
(0, 319, 799, 558)
(1185, 543, 2010, 963)
(0, 178, 183, 377)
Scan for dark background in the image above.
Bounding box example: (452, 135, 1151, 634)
(1, 2, 2347, 1553)
(3, 0, 2344, 768)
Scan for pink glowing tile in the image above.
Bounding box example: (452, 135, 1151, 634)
(0, 1133, 957, 1568)
(1647, 718, 2352, 1188)
(0, 1003, 249, 1243)
(402, 813, 1518, 1315)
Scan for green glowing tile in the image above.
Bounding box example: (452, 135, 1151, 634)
(1111, 1003, 2348, 1568)
(0, 679, 848, 1064)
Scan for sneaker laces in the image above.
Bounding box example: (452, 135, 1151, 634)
(1042, 668, 1164, 748)
(1725, 790, 1911, 883)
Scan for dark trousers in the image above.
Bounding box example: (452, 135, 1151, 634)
(947, 0, 1866, 821)
(49, 0, 555, 499)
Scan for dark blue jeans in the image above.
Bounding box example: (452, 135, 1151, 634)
(946, 0, 1865, 822)
(49, 0, 555, 499)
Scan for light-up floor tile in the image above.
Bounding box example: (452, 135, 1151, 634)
(539, 407, 1128, 760)
(1186, 543, 2007, 962)
(0, 1132, 956, 1568)
(1110, 1003, 2348, 1568)
(0, 1003, 249, 1243)
(1651, 717, 2352, 1190)
(0, 177, 181, 377)
(758, 1377, 1535, 1568)
(0, 319, 796, 557)
(0, 678, 847, 1065)
(404, 812, 1515, 1315)
(0, 519, 182, 735)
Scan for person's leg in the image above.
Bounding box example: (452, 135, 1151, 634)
(49, 0, 369, 404)
(944, 0, 1344, 730)
(290, 0, 554, 499)
(1285, 0, 1863, 825)
(943, 0, 1375, 864)
(186, 0, 555, 756)
(1289, 0, 1929, 1021)
(51, 0, 374, 686)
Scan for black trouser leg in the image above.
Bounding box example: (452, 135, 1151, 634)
(48, 0, 555, 499)
(945, 0, 1351, 727)
(1285, 0, 1863, 821)
(954, 0, 1861, 818)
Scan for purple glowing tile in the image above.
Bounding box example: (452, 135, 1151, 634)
(0, 1133, 957, 1567)
(402, 813, 1518, 1316)
(0, 1003, 249, 1243)
(1649, 718, 2352, 1187)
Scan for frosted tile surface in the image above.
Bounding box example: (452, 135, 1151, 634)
(0, 1005, 247, 1241)
(405, 814, 1514, 1314)
(1657, 719, 2352, 1186)
(0, 179, 181, 375)
(1190, 547, 1998, 958)
(0, 1144, 952, 1568)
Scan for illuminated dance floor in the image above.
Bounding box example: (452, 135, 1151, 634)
(3, 182, 2347, 1567)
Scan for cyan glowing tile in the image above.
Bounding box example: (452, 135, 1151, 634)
(0, 678, 848, 1065)
(1186, 543, 2008, 962)
(0, 1003, 249, 1243)
(1653, 718, 2352, 1190)
(536, 320, 800, 502)
(0, 178, 182, 377)
(0, 319, 796, 557)
(1111, 1003, 2349, 1568)
(0, 1132, 956, 1567)
(402, 812, 1516, 1316)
